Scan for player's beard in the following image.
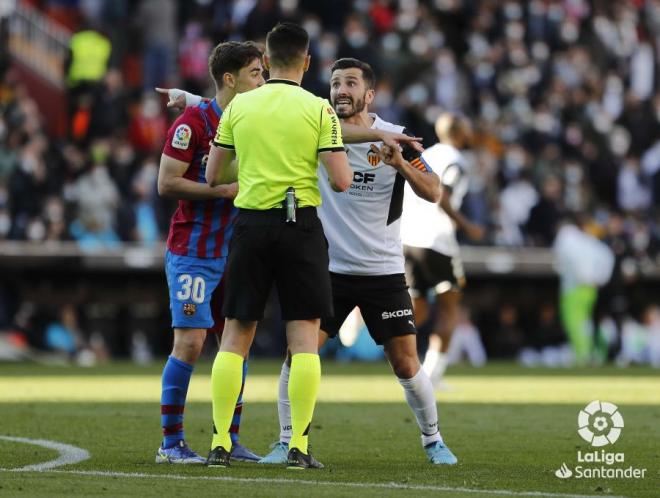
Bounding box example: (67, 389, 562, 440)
(333, 93, 366, 118)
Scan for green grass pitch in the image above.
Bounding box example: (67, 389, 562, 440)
(0, 361, 658, 497)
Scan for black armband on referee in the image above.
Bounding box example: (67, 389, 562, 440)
(212, 141, 235, 149)
(318, 146, 345, 153)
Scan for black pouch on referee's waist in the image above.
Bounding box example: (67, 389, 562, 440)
(283, 187, 297, 225)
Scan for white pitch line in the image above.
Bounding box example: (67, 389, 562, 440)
(0, 436, 626, 498)
(0, 468, 625, 498)
(0, 436, 90, 471)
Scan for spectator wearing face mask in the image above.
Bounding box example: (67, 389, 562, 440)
(69, 141, 120, 250)
(128, 94, 168, 155)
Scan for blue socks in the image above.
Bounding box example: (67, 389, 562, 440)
(160, 355, 194, 448)
(161, 356, 247, 448)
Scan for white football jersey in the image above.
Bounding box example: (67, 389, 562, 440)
(400, 143, 469, 257)
(318, 114, 411, 275)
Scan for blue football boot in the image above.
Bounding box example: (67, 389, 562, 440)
(155, 440, 206, 464)
(424, 441, 458, 465)
(257, 441, 289, 464)
(231, 442, 262, 462)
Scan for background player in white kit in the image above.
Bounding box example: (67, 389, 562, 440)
(260, 58, 458, 466)
(401, 113, 485, 389)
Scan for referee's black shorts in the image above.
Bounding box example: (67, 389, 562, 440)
(222, 207, 333, 321)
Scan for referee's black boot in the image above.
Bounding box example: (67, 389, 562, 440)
(286, 447, 324, 469)
(207, 446, 231, 467)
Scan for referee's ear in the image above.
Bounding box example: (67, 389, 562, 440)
(303, 54, 311, 73)
(262, 54, 270, 72)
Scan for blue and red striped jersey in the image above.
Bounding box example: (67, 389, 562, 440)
(162, 99, 237, 259)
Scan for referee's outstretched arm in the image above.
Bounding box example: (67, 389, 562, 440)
(320, 150, 352, 192)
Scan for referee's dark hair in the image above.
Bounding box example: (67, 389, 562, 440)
(266, 22, 310, 68)
(331, 58, 376, 90)
(209, 41, 263, 88)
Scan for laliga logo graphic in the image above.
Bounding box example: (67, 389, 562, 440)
(554, 401, 646, 480)
(577, 400, 624, 447)
(175, 126, 190, 141)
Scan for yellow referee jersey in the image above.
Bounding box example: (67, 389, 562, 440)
(213, 79, 344, 209)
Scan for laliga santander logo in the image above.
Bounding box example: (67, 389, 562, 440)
(554, 401, 646, 480)
(577, 400, 624, 447)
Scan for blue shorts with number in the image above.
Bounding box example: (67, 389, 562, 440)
(165, 250, 226, 329)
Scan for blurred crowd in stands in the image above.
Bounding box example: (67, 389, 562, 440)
(0, 0, 659, 365)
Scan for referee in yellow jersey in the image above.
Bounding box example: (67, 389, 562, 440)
(204, 22, 352, 469)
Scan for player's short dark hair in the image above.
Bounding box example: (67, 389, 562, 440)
(266, 22, 309, 68)
(208, 41, 262, 88)
(330, 58, 376, 89)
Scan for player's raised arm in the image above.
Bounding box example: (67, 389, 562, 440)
(159, 89, 423, 153)
(155, 87, 202, 112)
(341, 122, 423, 152)
(371, 138, 441, 203)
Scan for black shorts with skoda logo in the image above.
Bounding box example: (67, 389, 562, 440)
(321, 273, 416, 345)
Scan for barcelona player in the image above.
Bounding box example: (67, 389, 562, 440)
(155, 41, 264, 464)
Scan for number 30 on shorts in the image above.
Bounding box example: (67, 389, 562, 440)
(176, 274, 206, 304)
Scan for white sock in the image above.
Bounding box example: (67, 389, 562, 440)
(422, 349, 439, 376)
(398, 368, 443, 447)
(278, 361, 292, 444)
